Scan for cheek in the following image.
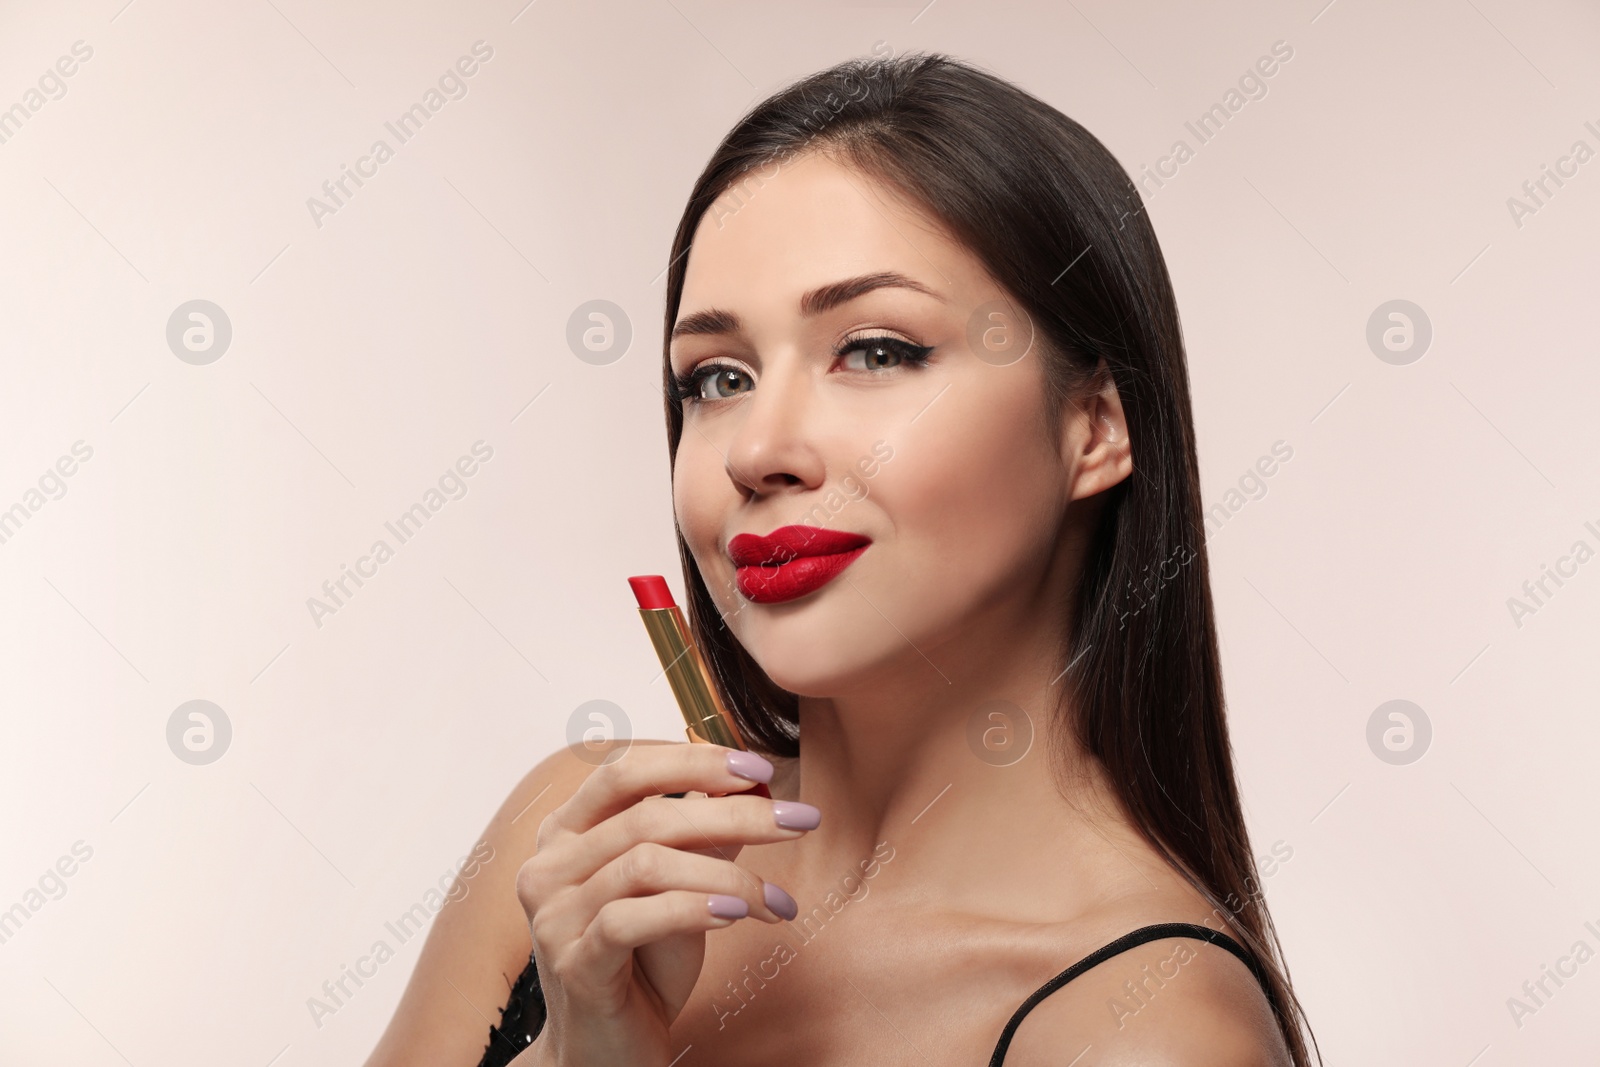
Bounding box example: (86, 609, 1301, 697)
(672, 441, 736, 585)
(871, 391, 1063, 600)
(672, 452, 712, 543)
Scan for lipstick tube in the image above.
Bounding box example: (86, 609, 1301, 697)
(628, 575, 772, 799)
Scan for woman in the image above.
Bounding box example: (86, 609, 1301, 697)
(364, 50, 1320, 1067)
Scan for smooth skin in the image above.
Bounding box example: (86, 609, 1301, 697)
(363, 151, 1290, 1067)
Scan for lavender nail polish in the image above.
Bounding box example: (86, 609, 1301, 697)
(726, 749, 774, 783)
(707, 894, 748, 919)
(763, 881, 798, 921)
(772, 801, 821, 830)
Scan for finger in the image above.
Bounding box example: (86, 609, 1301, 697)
(675, 788, 715, 857)
(578, 842, 793, 927)
(536, 842, 788, 953)
(567, 890, 754, 983)
(548, 741, 775, 837)
(534, 793, 818, 898)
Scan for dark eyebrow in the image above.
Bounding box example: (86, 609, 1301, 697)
(670, 270, 943, 341)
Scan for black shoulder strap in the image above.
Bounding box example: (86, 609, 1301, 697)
(987, 922, 1277, 1066)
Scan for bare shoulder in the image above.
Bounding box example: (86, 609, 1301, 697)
(361, 738, 675, 1067)
(998, 922, 1291, 1067)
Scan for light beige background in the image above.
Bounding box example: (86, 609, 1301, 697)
(1, 0, 1597, 1063)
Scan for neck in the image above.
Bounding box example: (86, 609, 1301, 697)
(764, 600, 1163, 926)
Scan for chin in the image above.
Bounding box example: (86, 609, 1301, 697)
(757, 660, 863, 700)
(732, 605, 896, 699)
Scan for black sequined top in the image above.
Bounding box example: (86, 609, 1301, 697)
(475, 789, 691, 1067)
(475, 949, 545, 1067)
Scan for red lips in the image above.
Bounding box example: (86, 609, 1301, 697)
(727, 525, 872, 604)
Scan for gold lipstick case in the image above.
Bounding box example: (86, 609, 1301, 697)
(636, 602, 751, 750)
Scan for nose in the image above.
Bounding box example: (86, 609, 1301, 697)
(721, 356, 826, 501)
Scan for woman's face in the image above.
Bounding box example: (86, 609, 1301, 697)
(670, 151, 1112, 698)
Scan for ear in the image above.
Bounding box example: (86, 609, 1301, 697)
(1061, 360, 1133, 502)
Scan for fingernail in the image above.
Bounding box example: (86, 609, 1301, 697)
(707, 894, 748, 919)
(763, 881, 798, 921)
(772, 801, 821, 831)
(726, 750, 774, 783)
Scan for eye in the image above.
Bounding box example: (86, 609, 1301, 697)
(671, 335, 934, 406)
(672, 362, 752, 403)
(837, 335, 934, 372)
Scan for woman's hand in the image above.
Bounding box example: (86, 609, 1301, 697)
(516, 741, 817, 1067)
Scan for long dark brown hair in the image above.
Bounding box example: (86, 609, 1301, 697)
(655, 50, 1319, 1065)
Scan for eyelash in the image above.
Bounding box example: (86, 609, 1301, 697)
(670, 334, 935, 405)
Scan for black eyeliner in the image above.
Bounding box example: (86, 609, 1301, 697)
(673, 334, 932, 404)
(836, 334, 934, 365)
